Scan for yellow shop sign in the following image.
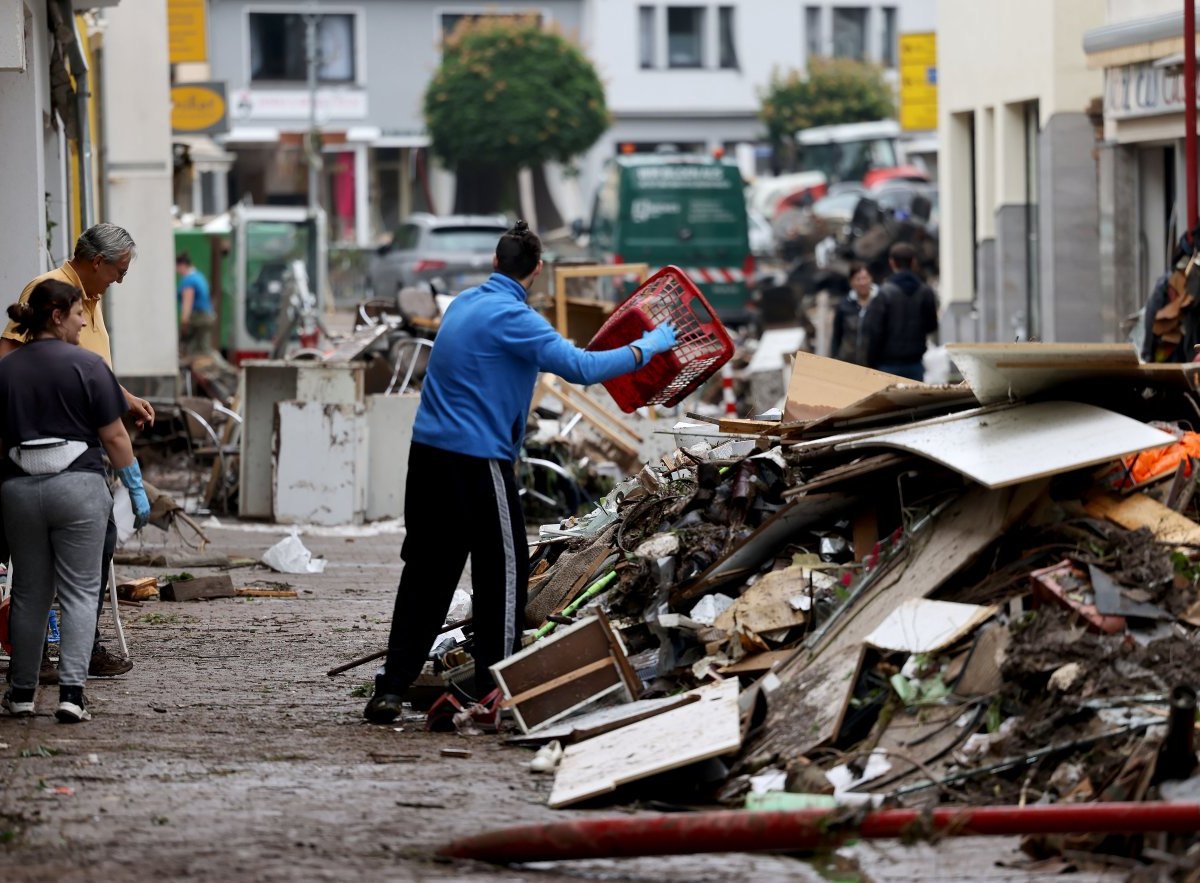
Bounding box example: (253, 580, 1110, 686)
(171, 83, 228, 135)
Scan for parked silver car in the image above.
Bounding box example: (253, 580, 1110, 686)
(368, 213, 509, 298)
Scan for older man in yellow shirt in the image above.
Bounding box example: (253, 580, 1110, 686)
(0, 223, 154, 680)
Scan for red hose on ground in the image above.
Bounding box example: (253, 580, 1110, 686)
(436, 803, 1200, 864)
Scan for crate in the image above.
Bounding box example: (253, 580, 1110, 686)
(586, 266, 734, 413)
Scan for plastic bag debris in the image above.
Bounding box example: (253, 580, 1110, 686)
(261, 530, 327, 574)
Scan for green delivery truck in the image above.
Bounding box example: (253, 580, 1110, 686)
(586, 154, 755, 324)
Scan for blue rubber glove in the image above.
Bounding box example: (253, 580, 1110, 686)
(116, 460, 151, 530)
(632, 322, 678, 365)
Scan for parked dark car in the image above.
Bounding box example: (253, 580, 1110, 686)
(368, 212, 509, 298)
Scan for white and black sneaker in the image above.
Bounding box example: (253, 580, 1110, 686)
(2, 687, 34, 717)
(55, 686, 91, 723)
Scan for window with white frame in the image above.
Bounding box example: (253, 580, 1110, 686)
(718, 6, 737, 69)
(667, 7, 705, 68)
(831, 7, 867, 60)
(249, 12, 357, 83)
(805, 6, 822, 58)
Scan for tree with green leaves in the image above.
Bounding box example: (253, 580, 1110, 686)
(424, 16, 610, 217)
(759, 58, 896, 172)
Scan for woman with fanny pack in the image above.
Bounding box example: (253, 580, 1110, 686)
(0, 279, 150, 723)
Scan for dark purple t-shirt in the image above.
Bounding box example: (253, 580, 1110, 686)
(0, 338, 127, 476)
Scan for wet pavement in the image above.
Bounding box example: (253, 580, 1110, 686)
(0, 520, 1125, 881)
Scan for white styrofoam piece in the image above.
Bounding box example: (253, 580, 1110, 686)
(549, 678, 742, 808)
(864, 598, 998, 654)
(273, 401, 367, 525)
(839, 401, 1176, 489)
(747, 328, 806, 374)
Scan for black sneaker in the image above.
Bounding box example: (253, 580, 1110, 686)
(88, 647, 132, 677)
(2, 687, 34, 717)
(363, 692, 404, 724)
(56, 686, 91, 723)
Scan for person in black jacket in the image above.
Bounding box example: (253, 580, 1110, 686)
(830, 262, 877, 364)
(862, 242, 939, 380)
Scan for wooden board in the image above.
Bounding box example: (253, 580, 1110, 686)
(1084, 490, 1200, 549)
(548, 679, 742, 808)
(717, 418, 782, 435)
(783, 352, 916, 423)
(718, 648, 797, 675)
(953, 623, 1010, 698)
(840, 401, 1175, 489)
(161, 573, 235, 602)
(751, 645, 865, 761)
(946, 341, 1200, 405)
(505, 694, 700, 746)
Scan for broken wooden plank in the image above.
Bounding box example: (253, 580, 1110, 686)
(717, 418, 782, 435)
(160, 573, 236, 602)
(751, 645, 865, 762)
(235, 588, 298, 598)
(952, 623, 1010, 698)
(548, 679, 742, 808)
(1084, 489, 1200, 549)
(718, 648, 795, 676)
(840, 401, 1175, 490)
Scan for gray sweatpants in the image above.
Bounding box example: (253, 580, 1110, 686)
(4, 472, 112, 689)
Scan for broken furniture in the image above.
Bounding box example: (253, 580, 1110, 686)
(491, 612, 640, 734)
(238, 359, 418, 524)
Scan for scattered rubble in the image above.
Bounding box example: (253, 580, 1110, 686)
(435, 342, 1200, 872)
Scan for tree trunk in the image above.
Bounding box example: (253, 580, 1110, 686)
(454, 163, 519, 216)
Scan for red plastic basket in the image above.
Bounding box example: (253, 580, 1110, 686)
(586, 266, 734, 413)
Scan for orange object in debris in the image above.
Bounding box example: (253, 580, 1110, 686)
(1121, 432, 1200, 486)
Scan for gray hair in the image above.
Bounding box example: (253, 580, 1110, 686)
(74, 223, 136, 263)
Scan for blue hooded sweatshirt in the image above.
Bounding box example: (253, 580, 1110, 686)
(411, 273, 639, 462)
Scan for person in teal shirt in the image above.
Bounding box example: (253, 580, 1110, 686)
(176, 253, 214, 357)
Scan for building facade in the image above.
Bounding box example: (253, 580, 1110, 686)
(201, 0, 936, 244)
(938, 0, 1106, 344)
(1085, 1, 1200, 340)
(0, 0, 177, 392)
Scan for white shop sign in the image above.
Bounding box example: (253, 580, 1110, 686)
(1105, 60, 1200, 120)
(231, 89, 368, 122)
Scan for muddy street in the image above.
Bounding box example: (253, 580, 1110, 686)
(0, 522, 1117, 882)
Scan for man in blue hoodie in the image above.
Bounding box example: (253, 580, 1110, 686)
(364, 220, 676, 724)
(862, 242, 939, 381)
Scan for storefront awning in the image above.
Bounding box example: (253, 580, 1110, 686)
(1084, 8, 1198, 68)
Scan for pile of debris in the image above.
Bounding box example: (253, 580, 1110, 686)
(454, 342, 1200, 869)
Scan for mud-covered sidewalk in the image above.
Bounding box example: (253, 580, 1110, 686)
(0, 523, 1120, 882)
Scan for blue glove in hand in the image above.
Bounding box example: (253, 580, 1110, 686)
(116, 460, 151, 530)
(633, 322, 678, 364)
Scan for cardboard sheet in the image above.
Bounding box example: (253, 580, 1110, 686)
(783, 352, 916, 422)
(864, 598, 998, 653)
